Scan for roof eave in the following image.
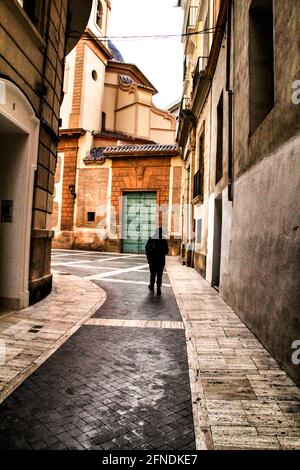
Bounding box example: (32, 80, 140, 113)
(65, 0, 93, 55)
(106, 61, 158, 94)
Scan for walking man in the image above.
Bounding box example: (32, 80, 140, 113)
(145, 227, 169, 295)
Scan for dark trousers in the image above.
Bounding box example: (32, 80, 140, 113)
(149, 264, 164, 288)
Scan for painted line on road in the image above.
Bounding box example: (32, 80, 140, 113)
(51, 260, 94, 266)
(52, 249, 145, 257)
(91, 278, 172, 287)
(85, 318, 184, 330)
(51, 265, 119, 270)
(84, 263, 149, 280)
(52, 255, 140, 264)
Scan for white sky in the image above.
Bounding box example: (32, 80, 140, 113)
(108, 0, 184, 109)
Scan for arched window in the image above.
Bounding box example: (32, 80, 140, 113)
(97, 1, 103, 29)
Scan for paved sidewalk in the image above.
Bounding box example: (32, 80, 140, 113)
(166, 257, 300, 450)
(0, 272, 106, 404)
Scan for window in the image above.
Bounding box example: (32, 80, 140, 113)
(101, 112, 106, 131)
(196, 219, 202, 244)
(63, 61, 70, 94)
(23, 0, 44, 32)
(249, 0, 275, 134)
(193, 124, 205, 199)
(97, 1, 103, 29)
(87, 212, 95, 222)
(215, 92, 223, 184)
(92, 70, 98, 81)
(197, 124, 205, 172)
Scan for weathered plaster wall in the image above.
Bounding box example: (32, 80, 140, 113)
(221, 135, 300, 384)
(81, 45, 106, 131)
(233, 0, 300, 178)
(60, 48, 76, 129)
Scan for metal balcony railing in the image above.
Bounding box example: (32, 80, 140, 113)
(193, 169, 204, 199)
(179, 96, 191, 117)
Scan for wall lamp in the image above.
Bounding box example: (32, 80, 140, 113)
(69, 184, 76, 201)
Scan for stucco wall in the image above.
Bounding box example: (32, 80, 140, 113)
(81, 46, 106, 131)
(233, 0, 300, 178)
(221, 135, 300, 385)
(60, 48, 76, 129)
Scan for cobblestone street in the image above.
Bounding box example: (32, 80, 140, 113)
(0, 251, 195, 450)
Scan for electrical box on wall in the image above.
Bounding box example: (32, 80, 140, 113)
(1, 200, 13, 223)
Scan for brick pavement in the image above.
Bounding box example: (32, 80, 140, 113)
(0, 326, 195, 450)
(0, 272, 105, 404)
(0, 251, 196, 450)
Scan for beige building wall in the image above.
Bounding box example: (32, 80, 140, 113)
(53, 0, 180, 255)
(81, 46, 106, 131)
(179, 0, 300, 385)
(102, 68, 176, 144)
(61, 48, 76, 129)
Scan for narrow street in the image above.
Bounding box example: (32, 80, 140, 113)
(1, 0, 299, 458)
(0, 251, 195, 450)
(1, 250, 300, 450)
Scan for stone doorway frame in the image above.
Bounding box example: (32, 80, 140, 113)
(0, 79, 40, 309)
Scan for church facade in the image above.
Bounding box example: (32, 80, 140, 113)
(52, 0, 183, 255)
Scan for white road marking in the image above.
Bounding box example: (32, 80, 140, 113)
(91, 278, 171, 287)
(84, 263, 149, 280)
(51, 260, 94, 266)
(52, 254, 138, 263)
(52, 249, 144, 257)
(85, 318, 183, 329)
(52, 265, 119, 270)
(51, 253, 78, 259)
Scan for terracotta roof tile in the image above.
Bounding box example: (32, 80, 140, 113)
(93, 130, 156, 145)
(84, 144, 179, 162)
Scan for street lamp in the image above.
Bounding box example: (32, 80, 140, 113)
(69, 184, 76, 201)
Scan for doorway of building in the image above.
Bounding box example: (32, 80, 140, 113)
(0, 79, 39, 310)
(211, 197, 223, 289)
(122, 191, 157, 254)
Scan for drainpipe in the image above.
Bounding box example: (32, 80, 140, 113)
(226, 0, 233, 202)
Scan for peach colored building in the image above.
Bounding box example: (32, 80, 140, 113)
(52, 0, 183, 254)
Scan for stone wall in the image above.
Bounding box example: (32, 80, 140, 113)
(0, 0, 70, 304)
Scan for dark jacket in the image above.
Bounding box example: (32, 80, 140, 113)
(145, 236, 169, 267)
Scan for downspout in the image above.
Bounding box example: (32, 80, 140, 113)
(226, 0, 233, 202)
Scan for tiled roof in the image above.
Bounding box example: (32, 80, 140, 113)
(119, 74, 135, 85)
(93, 129, 156, 144)
(108, 40, 124, 62)
(84, 144, 179, 162)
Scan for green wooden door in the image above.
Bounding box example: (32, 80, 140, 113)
(122, 192, 157, 254)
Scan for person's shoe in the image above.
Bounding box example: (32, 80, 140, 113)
(148, 284, 154, 291)
(157, 286, 161, 296)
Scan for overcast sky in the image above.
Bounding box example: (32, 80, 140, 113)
(108, 0, 184, 109)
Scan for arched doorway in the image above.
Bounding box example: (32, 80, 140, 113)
(0, 79, 39, 310)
